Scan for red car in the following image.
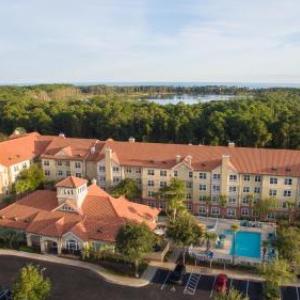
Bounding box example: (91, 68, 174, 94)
(214, 274, 228, 294)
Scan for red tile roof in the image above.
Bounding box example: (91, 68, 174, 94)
(0, 178, 159, 242)
(55, 176, 87, 188)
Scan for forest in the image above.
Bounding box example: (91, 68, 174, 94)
(0, 84, 299, 149)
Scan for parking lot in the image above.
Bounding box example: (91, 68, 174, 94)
(152, 268, 263, 300)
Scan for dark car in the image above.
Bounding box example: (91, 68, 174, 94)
(169, 262, 186, 285)
(214, 274, 228, 294)
(0, 288, 12, 300)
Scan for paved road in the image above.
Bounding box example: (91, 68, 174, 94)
(0, 256, 298, 300)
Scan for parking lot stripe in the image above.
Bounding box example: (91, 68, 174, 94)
(246, 280, 249, 297)
(160, 271, 171, 290)
(209, 276, 217, 298)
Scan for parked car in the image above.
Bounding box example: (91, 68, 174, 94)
(169, 262, 186, 285)
(214, 274, 228, 294)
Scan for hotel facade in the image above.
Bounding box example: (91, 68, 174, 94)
(1, 132, 300, 219)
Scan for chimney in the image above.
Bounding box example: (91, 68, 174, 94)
(228, 142, 235, 148)
(186, 155, 192, 166)
(90, 146, 96, 154)
(176, 155, 181, 163)
(59, 133, 65, 138)
(128, 137, 135, 143)
(91, 178, 97, 185)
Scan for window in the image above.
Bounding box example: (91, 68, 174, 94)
(189, 172, 193, 178)
(148, 191, 155, 197)
(58, 170, 63, 176)
(254, 187, 261, 193)
(136, 168, 141, 174)
(113, 177, 120, 183)
(174, 170, 178, 177)
(66, 171, 71, 176)
(213, 185, 220, 192)
(22, 163, 27, 169)
(199, 184, 206, 191)
(99, 166, 105, 172)
(45, 170, 50, 176)
(199, 195, 206, 201)
(75, 173, 81, 178)
(241, 208, 249, 216)
(160, 170, 167, 177)
(199, 172, 207, 179)
(229, 175, 237, 181)
(126, 167, 132, 173)
(75, 162, 81, 169)
(57, 160, 62, 166)
(199, 206, 206, 215)
(255, 175, 261, 182)
(270, 177, 278, 184)
(269, 189, 277, 196)
(99, 176, 105, 182)
(160, 181, 167, 188)
(66, 239, 79, 251)
(211, 207, 220, 215)
(213, 174, 220, 180)
(186, 193, 192, 200)
(148, 169, 154, 176)
(284, 178, 293, 185)
(227, 208, 236, 217)
(242, 197, 249, 204)
(148, 180, 154, 187)
(229, 186, 237, 192)
(13, 166, 19, 172)
(113, 167, 120, 172)
(243, 187, 250, 193)
(186, 181, 193, 189)
(284, 190, 292, 197)
(229, 197, 236, 204)
(43, 160, 50, 166)
(186, 202, 192, 210)
(243, 175, 250, 181)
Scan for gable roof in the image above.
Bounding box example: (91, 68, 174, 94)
(55, 176, 87, 188)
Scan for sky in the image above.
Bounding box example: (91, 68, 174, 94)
(1, 0, 300, 84)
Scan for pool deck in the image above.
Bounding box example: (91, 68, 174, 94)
(191, 217, 276, 265)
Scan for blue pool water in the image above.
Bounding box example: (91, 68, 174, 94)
(224, 230, 261, 259)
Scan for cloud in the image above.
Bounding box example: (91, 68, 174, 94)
(0, 0, 299, 83)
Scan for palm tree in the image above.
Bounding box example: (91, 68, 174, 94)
(231, 223, 239, 264)
(205, 232, 218, 251)
(214, 288, 249, 300)
(204, 196, 211, 218)
(219, 195, 228, 219)
(158, 178, 186, 222)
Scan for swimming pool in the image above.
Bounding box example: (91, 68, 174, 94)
(224, 230, 261, 259)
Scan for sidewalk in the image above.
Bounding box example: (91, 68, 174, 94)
(0, 249, 152, 288)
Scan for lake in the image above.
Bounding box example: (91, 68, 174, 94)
(145, 94, 238, 105)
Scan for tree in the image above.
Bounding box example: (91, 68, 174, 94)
(259, 259, 294, 300)
(158, 178, 187, 222)
(116, 222, 155, 277)
(110, 178, 141, 200)
(214, 288, 249, 300)
(286, 200, 296, 225)
(231, 224, 239, 264)
(0, 228, 25, 249)
(14, 164, 45, 195)
(276, 226, 300, 266)
(205, 232, 217, 251)
(167, 213, 203, 263)
(254, 198, 277, 220)
(219, 195, 228, 219)
(13, 264, 51, 300)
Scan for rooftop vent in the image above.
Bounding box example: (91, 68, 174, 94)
(90, 146, 96, 154)
(128, 137, 135, 143)
(59, 133, 65, 138)
(228, 142, 235, 147)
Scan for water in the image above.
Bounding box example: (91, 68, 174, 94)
(146, 94, 237, 105)
(224, 230, 261, 259)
